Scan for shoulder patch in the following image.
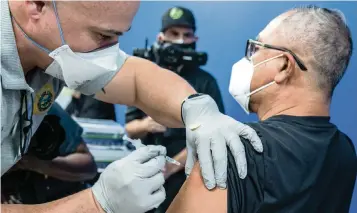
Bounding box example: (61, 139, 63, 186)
(33, 83, 54, 114)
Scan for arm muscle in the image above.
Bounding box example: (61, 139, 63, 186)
(167, 163, 227, 213)
(96, 56, 196, 128)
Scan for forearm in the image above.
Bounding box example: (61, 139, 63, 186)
(125, 119, 148, 139)
(1, 189, 103, 213)
(39, 153, 97, 182)
(97, 57, 196, 128)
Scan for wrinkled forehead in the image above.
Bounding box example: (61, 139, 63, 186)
(60, 1, 139, 31)
(76, 1, 139, 17)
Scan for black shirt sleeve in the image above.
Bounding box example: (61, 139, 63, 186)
(227, 137, 265, 213)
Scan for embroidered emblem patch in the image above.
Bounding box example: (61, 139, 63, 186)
(33, 83, 54, 114)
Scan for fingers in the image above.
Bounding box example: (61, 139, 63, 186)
(147, 186, 166, 210)
(147, 172, 165, 193)
(197, 137, 215, 190)
(237, 124, 263, 152)
(185, 136, 197, 177)
(138, 155, 166, 178)
(210, 136, 227, 189)
(226, 133, 247, 179)
(128, 145, 167, 163)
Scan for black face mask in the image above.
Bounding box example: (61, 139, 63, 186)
(169, 41, 196, 51)
(154, 40, 196, 52)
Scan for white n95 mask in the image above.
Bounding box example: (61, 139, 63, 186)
(13, 0, 127, 95)
(45, 43, 127, 95)
(229, 54, 283, 114)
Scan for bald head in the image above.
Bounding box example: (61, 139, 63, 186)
(10, 0, 139, 69)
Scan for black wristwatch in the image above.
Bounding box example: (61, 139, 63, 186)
(181, 93, 206, 125)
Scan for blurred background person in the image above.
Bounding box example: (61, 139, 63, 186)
(125, 6, 225, 213)
(1, 103, 97, 204)
(66, 90, 116, 121)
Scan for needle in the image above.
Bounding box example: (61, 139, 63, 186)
(165, 156, 181, 166)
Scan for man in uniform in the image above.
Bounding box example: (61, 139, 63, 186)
(1, 1, 262, 212)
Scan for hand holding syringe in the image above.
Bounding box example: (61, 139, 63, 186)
(123, 135, 181, 166)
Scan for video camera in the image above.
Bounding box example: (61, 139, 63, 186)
(28, 115, 66, 160)
(133, 38, 208, 69)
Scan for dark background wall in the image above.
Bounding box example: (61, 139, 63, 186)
(115, 2, 357, 211)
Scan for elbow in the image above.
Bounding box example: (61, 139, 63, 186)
(74, 159, 98, 182)
(86, 159, 98, 180)
(74, 154, 98, 181)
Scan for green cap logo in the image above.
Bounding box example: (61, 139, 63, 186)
(169, 8, 183, 20)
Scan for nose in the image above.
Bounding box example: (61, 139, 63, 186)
(177, 34, 185, 41)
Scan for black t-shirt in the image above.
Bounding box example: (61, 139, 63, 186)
(227, 115, 357, 213)
(125, 67, 225, 157)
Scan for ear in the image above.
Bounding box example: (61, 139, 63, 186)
(193, 36, 199, 42)
(24, 1, 47, 20)
(274, 53, 296, 84)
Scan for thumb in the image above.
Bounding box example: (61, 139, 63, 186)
(137, 155, 166, 178)
(185, 144, 197, 177)
(128, 145, 167, 163)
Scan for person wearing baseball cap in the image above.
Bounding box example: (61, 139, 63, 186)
(161, 6, 196, 32)
(158, 6, 197, 48)
(125, 6, 225, 213)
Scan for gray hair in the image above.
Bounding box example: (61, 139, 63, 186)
(280, 5, 353, 97)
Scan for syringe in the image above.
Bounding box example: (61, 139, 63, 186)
(165, 156, 181, 166)
(123, 135, 181, 166)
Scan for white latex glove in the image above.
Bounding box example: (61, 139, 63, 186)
(182, 94, 263, 190)
(92, 145, 167, 213)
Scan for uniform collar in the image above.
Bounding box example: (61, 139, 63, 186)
(1, 0, 32, 92)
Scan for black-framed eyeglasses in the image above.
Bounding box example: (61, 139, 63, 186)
(19, 90, 33, 156)
(245, 39, 308, 71)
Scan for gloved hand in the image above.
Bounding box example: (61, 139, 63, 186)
(92, 145, 167, 213)
(182, 94, 263, 190)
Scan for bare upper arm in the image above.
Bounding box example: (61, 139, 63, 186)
(95, 56, 142, 105)
(167, 162, 227, 213)
(95, 56, 161, 106)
